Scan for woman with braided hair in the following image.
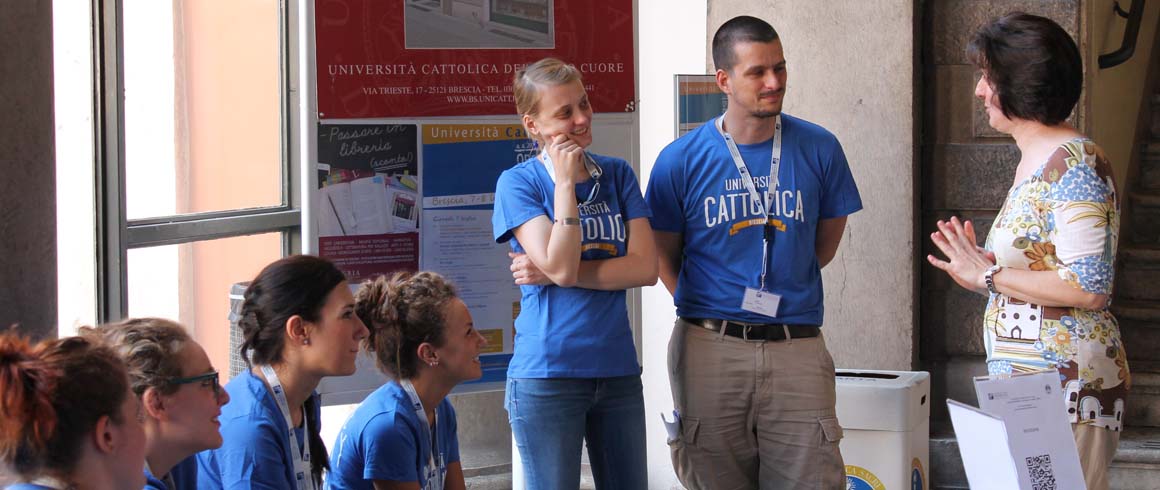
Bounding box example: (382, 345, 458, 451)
(0, 334, 147, 490)
(327, 271, 487, 490)
(197, 255, 369, 490)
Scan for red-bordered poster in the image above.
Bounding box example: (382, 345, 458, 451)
(315, 0, 635, 118)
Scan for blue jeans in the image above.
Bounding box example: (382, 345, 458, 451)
(506, 375, 647, 490)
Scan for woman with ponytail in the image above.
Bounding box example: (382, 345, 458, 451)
(81, 318, 230, 490)
(326, 271, 486, 490)
(491, 57, 656, 489)
(0, 334, 147, 490)
(197, 255, 369, 490)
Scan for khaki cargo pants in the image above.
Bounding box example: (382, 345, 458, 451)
(667, 318, 846, 490)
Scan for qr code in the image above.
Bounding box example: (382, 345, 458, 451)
(1025, 454, 1057, 490)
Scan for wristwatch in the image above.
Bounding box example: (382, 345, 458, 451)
(984, 264, 1004, 295)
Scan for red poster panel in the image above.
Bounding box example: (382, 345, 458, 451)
(316, 0, 635, 118)
(319, 233, 419, 283)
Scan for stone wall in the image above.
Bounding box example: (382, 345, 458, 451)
(0, 0, 57, 340)
(921, 0, 1081, 420)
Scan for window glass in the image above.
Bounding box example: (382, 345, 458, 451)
(123, 0, 283, 220)
(127, 232, 283, 381)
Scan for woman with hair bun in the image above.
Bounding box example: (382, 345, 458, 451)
(0, 334, 147, 490)
(327, 271, 486, 490)
(197, 255, 369, 490)
(81, 318, 230, 490)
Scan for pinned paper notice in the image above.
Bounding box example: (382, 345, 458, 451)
(947, 369, 1085, 490)
(947, 400, 1021, 489)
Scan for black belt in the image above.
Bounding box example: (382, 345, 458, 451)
(682, 317, 820, 342)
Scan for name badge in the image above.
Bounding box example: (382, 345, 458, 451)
(741, 288, 781, 318)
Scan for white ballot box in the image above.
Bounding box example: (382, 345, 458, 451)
(835, 370, 931, 490)
(947, 369, 1085, 490)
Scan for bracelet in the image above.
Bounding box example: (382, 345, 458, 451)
(554, 217, 581, 226)
(984, 264, 1003, 295)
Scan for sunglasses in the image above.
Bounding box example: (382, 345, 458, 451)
(170, 370, 221, 397)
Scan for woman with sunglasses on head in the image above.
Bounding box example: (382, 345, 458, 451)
(198, 255, 369, 490)
(327, 271, 486, 490)
(491, 57, 657, 490)
(0, 334, 147, 490)
(80, 318, 230, 490)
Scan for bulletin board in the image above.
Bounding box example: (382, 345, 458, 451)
(310, 0, 638, 406)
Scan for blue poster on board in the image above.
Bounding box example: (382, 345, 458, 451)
(420, 123, 535, 384)
(676, 74, 727, 137)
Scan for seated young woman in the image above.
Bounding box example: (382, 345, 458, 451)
(327, 271, 487, 490)
(197, 255, 369, 490)
(82, 318, 230, 490)
(0, 334, 147, 490)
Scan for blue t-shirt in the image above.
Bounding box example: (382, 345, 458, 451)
(492, 153, 651, 378)
(646, 114, 862, 325)
(196, 370, 321, 490)
(168, 456, 198, 490)
(327, 381, 460, 490)
(144, 455, 198, 490)
(144, 467, 167, 490)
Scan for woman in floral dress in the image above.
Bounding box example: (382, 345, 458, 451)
(926, 12, 1128, 490)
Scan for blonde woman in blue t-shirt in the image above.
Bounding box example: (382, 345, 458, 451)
(491, 57, 657, 490)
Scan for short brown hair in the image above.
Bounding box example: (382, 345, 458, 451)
(355, 271, 458, 380)
(967, 12, 1082, 126)
(712, 16, 779, 71)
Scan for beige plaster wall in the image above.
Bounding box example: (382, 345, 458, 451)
(178, 0, 284, 378)
(638, 1, 708, 486)
(1086, 0, 1160, 193)
(706, 0, 920, 370)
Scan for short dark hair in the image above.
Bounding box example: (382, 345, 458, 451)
(712, 15, 780, 71)
(967, 12, 1082, 126)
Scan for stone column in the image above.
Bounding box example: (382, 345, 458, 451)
(0, 0, 57, 341)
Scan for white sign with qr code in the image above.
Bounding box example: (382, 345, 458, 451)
(970, 369, 1085, 490)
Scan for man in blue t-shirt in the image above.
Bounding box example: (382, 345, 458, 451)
(646, 16, 862, 490)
